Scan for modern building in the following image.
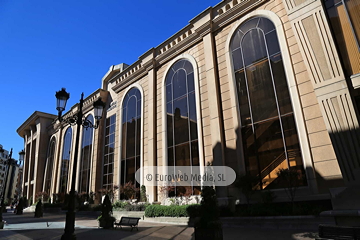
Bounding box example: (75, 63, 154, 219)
(17, 0, 360, 206)
(0, 145, 22, 204)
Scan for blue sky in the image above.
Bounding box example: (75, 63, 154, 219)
(0, 0, 221, 159)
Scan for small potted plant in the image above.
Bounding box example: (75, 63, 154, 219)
(97, 194, 116, 229)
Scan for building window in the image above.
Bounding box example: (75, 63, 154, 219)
(325, 0, 360, 76)
(120, 88, 141, 199)
(59, 127, 72, 193)
(44, 138, 56, 194)
(165, 59, 200, 196)
(103, 114, 116, 189)
(78, 115, 94, 194)
(230, 17, 306, 189)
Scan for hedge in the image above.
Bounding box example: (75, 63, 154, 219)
(145, 204, 200, 218)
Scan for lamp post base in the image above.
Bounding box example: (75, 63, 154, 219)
(61, 211, 76, 240)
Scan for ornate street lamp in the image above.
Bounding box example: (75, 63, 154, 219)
(55, 88, 105, 240)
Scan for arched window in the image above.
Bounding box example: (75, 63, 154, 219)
(165, 59, 200, 196)
(78, 115, 94, 193)
(59, 127, 72, 193)
(230, 17, 306, 189)
(120, 88, 141, 199)
(44, 138, 56, 194)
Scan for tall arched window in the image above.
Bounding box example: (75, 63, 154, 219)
(230, 17, 306, 189)
(78, 115, 94, 193)
(165, 59, 200, 196)
(121, 88, 141, 199)
(44, 138, 56, 194)
(59, 127, 72, 193)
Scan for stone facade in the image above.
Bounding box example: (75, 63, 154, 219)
(17, 0, 360, 205)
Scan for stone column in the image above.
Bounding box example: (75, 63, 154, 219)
(203, 30, 228, 201)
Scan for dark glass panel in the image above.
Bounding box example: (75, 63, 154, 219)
(165, 69, 174, 85)
(187, 72, 195, 93)
(137, 100, 141, 118)
(109, 143, 114, 154)
(136, 118, 141, 155)
(126, 120, 136, 158)
(105, 135, 109, 145)
(175, 143, 190, 166)
(167, 102, 174, 147)
(168, 147, 174, 167)
(110, 115, 116, 125)
(106, 117, 110, 126)
(183, 60, 194, 74)
(240, 17, 260, 34)
(108, 154, 114, 164)
(230, 31, 241, 51)
(232, 48, 244, 71)
(104, 145, 109, 155)
(126, 97, 137, 122)
(172, 60, 185, 72)
(166, 83, 172, 103)
(105, 125, 110, 135)
(191, 141, 199, 166)
(258, 17, 275, 34)
(255, 119, 285, 174)
(242, 126, 258, 177)
(134, 88, 141, 99)
(108, 173, 113, 185)
(104, 155, 108, 165)
(235, 69, 251, 126)
(121, 123, 126, 159)
(121, 160, 125, 186)
(173, 95, 189, 145)
(282, 114, 303, 167)
(173, 69, 187, 99)
(108, 163, 113, 175)
(109, 134, 115, 146)
(246, 59, 277, 122)
(188, 92, 198, 140)
(265, 30, 280, 56)
(242, 29, 267, 66)
(270, 54, 292, 115)
(126, 158, 135, 183)
(109, 124, 115, 135)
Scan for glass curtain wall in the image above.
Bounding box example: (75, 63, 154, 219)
(59, 127, 72, 193)
(165, 59, 200, 196)
(120, 88, 141, 199)
(44, 139, 56, 194)
(230, 17, 306, 189)
(78, 115, 94, 194)
(103, 114, 116, 189)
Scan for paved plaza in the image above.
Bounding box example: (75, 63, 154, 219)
(0, 210, 321, 240)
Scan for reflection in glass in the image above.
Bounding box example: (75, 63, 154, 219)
(79, 115, 94, 194)
(121, 88, 141, 199)
(165, 59, 200, 196)
(103, 114, 116, 190)
(59, 127, 72, 193)
(230, 17, 306, 190)
(44, 139, 56, 194)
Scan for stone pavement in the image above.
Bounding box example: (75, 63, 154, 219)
(0, 211, 320, 240)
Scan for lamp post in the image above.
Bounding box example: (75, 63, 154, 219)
(0, 148, 25, 222)
(55, 88, 105, 240)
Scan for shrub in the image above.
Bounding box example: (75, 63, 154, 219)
(113, 201, 130, 210)
(124, 203, 149, 211)
(140, 185, 147, 202)
(145, 204, 199, 217)
(120, 181, 139, 200)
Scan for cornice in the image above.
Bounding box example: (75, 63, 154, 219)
(107, 0, 268, 95)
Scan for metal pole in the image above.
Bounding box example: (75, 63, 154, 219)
(0, 148, 13, 221)
(61, 93, 84, 240)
